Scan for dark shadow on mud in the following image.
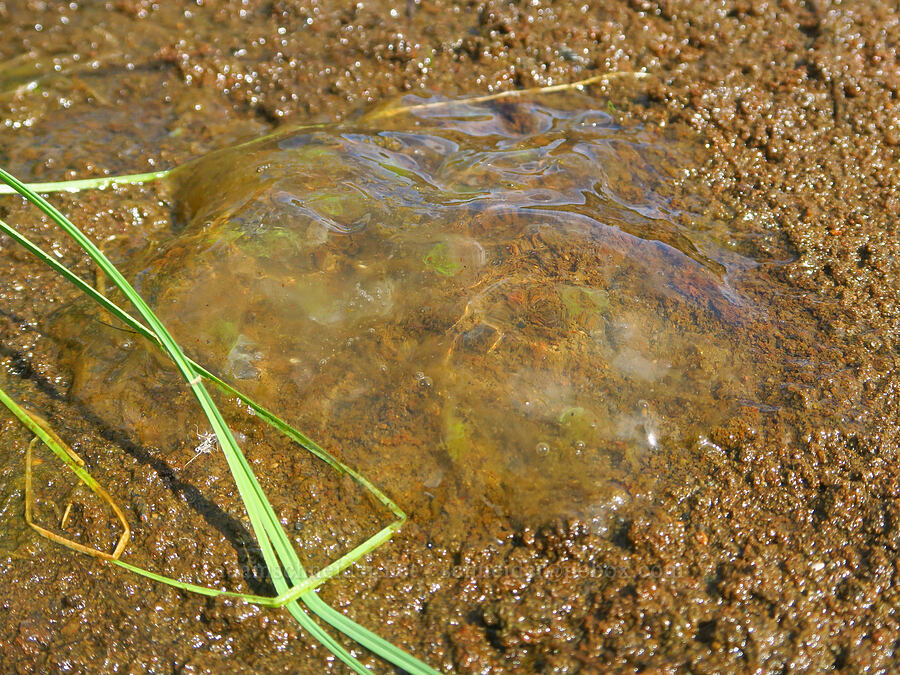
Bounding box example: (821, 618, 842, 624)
(0, 307, 274, 596)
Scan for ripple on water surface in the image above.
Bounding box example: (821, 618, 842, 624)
(57, 94, 783, 527)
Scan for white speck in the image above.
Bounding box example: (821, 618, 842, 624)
(184, 429, 217, 468)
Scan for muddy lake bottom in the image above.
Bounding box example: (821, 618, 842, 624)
(0, 1, 899, 673)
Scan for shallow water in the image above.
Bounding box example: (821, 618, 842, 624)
(56, 93, 779, 525)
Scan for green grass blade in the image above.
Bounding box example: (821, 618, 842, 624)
(0, 170, 169, 194)
(0, 386, 108, 507)
(0, 168, 439, 674)
(0, 168, 372, 672)
(0, 386, 76, 469)
(0, 123, 327, 197)
(0, 215, 409, 593)
(112, 559, 282, 606)
(302, 592, 440, 674)
(0, 212, 420, 662)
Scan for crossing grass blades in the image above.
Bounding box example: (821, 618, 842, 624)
(0, 167, 439, 675)
(0, 73, 650, 672)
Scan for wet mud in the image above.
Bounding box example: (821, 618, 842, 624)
(0, 1, 898, 673)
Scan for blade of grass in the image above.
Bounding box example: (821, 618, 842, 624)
(0, 215, 406, 600)
(365, 70, 650, 120)
(0, 168, 439, 674)
(0, 168, 373, 674)
(0, 386, 131, 560)
(0, 123, 329, 196)
(0, 388, 370, 675)
(0, 170, 169, 195)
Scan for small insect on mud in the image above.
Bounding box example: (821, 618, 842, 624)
(182, 427, 217, 468)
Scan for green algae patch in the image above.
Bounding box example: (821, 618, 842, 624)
(557, 406, 602, 445)
(558, 285, 610, 325)
(210, 319, 240, 352)
(424, 241, 463, 277)
(443, 408, 472, 460)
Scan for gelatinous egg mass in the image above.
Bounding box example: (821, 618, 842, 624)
(56, 93, 786, 525)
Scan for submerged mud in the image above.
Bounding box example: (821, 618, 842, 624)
(0, 0, 898, 673)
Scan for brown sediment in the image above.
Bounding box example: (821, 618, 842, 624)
(0, 1, 898, 673)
